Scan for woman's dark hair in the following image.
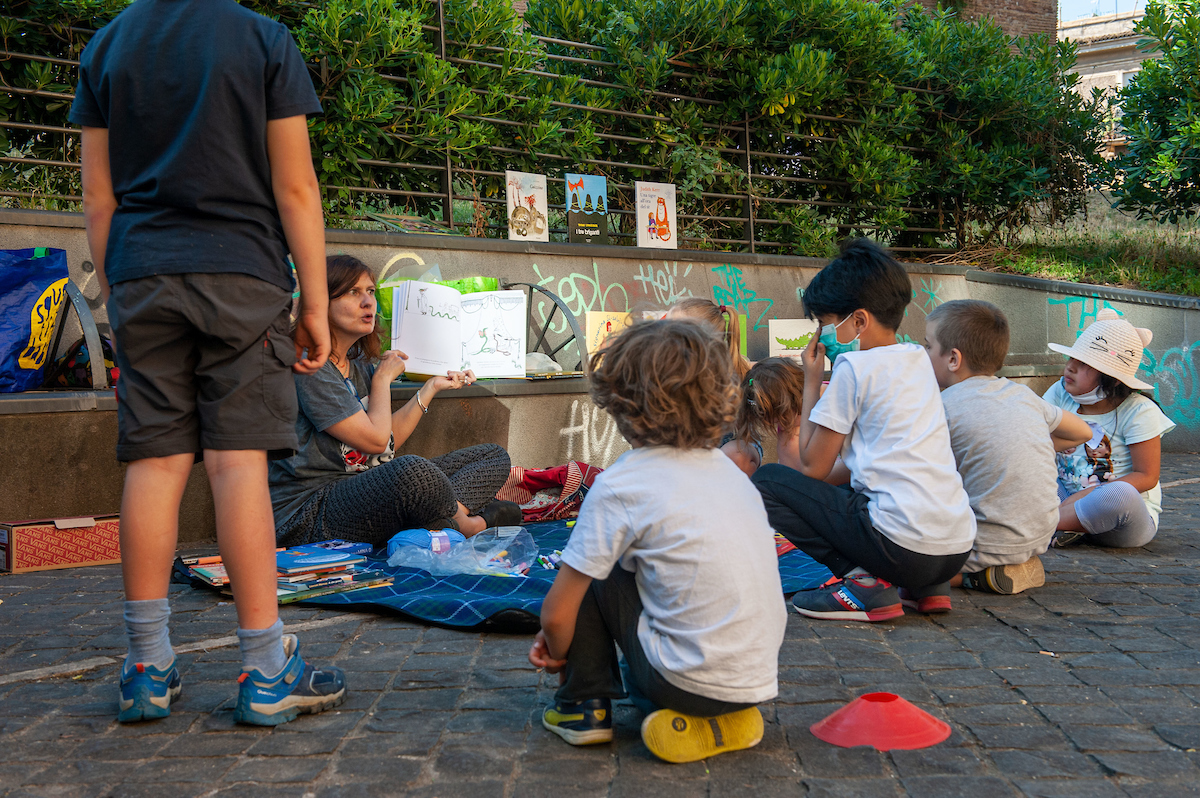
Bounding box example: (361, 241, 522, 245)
(327, 254, 383, 364)
(802, 238, 912, 330)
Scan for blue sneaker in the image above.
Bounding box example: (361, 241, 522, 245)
(792, 574, 904, 622)
(234, 634, 346, 726)
(542, 697, 613, 745)
(118, 658, 182, 723)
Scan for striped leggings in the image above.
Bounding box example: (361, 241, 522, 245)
(1062, 480, 1158, 548)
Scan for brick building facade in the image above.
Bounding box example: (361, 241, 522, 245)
(913, 0, 1057, 39)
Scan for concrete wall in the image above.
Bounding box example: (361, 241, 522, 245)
(967, 271, 1200, 444)
(2, 209, 1197, 543)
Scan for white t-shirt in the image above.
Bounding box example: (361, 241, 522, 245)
(560, 446, 786, 704)
(1043, 379, 1176, 525)
(942, 377, 1063, 556)
(809, 343, 976, 556)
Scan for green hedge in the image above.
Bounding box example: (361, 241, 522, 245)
(1, 0, 1111, 254)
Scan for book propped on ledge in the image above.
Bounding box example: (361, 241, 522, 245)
(391, 280, 527, 380)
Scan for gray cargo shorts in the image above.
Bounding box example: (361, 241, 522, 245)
(108, 273, 300, 462)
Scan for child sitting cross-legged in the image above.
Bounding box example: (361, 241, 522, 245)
(924, 300, 1092, 594)
(751, 238, 977, 620)
(528, 319, 786, 764)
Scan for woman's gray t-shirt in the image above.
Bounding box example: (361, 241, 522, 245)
(269, 360, 395, 528)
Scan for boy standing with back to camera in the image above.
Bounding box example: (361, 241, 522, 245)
(72, 0, 346, 724)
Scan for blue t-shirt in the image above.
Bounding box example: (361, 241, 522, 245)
(68, 0, 322, 291)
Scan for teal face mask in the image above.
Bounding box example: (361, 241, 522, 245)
(819, 315, 861, 362)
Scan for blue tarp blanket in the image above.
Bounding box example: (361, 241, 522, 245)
(178, 520, 833, 631)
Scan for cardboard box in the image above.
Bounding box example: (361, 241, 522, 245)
(0, 515, 120, 573)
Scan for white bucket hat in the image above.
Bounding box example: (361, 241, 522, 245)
(1048, 308, 1153, 390)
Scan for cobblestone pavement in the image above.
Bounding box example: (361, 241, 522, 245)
(1, 454, 1198, 798)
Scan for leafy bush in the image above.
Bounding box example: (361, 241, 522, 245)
(1, 0, 1110, 254)
(1113, 0, 1200, 223)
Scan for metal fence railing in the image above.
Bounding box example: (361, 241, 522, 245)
(0, 6, 955, 255)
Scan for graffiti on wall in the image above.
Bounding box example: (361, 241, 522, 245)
(1142, 345, 1200, 431)
(634, 261, 694, 306)
(1047, 294, 1200, 432)
(530, 262, 630, 327)
(1049, 295, 1122, 335)
(916, 278, 944, 316)
(711, 264, 774, 331)
(559, 399, 628, 465)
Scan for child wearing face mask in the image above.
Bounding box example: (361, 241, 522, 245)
(1043, 310, 1175, 548)
(750, 239, 976, 621)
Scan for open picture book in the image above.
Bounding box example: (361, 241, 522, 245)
(390, 281, 528, 380)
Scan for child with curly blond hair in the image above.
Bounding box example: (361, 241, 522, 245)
(529, 320, 786, 764)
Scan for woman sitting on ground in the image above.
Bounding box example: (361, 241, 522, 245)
(269, 255, 518, 548)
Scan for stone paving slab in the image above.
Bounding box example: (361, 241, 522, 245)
(0, 454, 1198, 797)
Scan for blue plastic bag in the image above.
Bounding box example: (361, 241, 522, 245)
(0, 248, 69, 392)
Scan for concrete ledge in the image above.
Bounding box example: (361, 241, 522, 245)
(390, 377, 589, 400)
(0, 390, 116, 414)
(0, 207, 969, 274)
(967, 268, 1200, 310)
(998, 363, 1065, 378)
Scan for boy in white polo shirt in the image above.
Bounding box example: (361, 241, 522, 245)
(752, 238, 976, 619)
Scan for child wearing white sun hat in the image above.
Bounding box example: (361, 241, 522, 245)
(1042, 309, 1175, 548)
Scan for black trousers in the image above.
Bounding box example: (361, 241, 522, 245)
(751, 464, 968, 590)
(557, 566, 754, 718)
(277, 443, 511, 547)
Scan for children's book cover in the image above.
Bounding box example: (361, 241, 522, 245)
(566, 173, 608, 244)
(768, 319, 829, 369)
(276, 548, 367, 574)
(635, 181, 677, 250)
(584, 311, 632, 354)
(506, 170, 549, 242)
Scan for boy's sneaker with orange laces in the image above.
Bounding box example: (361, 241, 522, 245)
(898, 582, 953, 614)
(791, 574, 904, 622)
(118, 658, 182, 723)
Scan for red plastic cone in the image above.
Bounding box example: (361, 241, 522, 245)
(810, 692, 950, 751)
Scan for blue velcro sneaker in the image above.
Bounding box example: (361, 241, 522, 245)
(791, 574, 904, 622)
(234, 634, 347, 726)
(541, 697, 613, 745)
(118, 659, 182, 723)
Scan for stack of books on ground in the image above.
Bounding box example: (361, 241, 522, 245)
(184, 540, 392, 604)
